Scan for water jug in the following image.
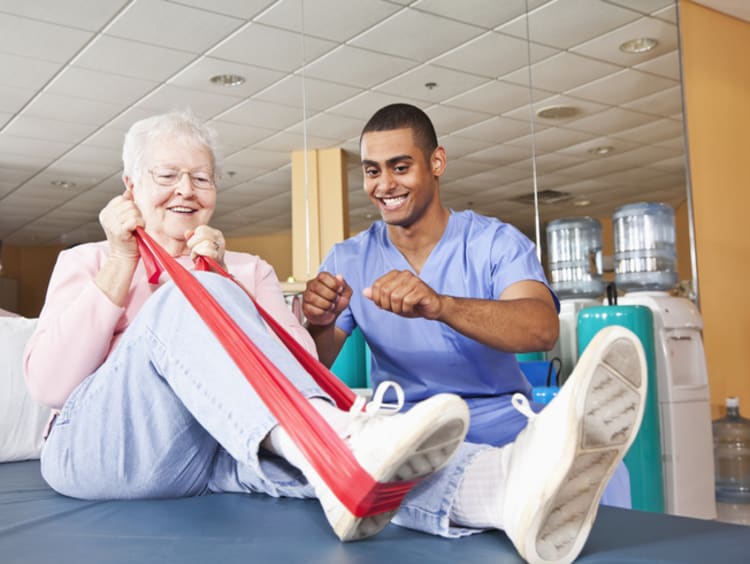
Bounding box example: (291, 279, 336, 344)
(613, 202, 677, 292)
(546, 217, 605, 299)
(713, 397, 750, 503)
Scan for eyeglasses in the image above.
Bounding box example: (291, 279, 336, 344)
(147, 167, 216, 190)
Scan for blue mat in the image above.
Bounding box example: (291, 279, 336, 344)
(1, 460, 747, 563)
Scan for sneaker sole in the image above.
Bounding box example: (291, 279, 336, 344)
(525, 329, 647, 563)
(335, 394, 469, 541)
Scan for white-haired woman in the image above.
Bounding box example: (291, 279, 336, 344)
(23, 110, 469, 542)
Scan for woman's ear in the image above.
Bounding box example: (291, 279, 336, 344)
(123, 175, 135, 194)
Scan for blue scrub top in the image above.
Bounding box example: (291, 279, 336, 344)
(320, 210, 559, 413)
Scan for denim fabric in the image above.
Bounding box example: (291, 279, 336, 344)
(39, 272, 479, 537)
(41, 272, 327, 500)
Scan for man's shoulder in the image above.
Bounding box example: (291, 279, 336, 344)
(452, 210, 519, 238)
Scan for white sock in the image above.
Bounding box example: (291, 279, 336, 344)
(450, 446, 510, 529)
(265, 399, 351, 485)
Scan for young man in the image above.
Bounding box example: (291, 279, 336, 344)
(302, 103, 646, 563)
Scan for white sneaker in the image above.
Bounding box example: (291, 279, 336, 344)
(318, 382, 469, 542)
(502, 326, 647, 564)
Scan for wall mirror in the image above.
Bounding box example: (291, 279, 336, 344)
(0, 0, 689, 287)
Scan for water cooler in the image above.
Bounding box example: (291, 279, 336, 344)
(545, 217, 604, 383)
(614, 202, 716, 519)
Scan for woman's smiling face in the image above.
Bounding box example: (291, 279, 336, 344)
(128, 135, 217, 255)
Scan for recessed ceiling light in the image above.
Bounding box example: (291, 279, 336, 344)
(51, 180, 76, 189)
(588, 146, 614, 156)
(619, 37, 658, 54)
(209, 74, 246, 87)
(573, 199, 592, 207)
(536, 105, 579, 119)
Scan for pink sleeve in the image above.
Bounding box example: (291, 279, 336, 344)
(23, 246, 124, 409)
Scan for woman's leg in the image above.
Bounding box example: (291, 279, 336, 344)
(41, 272, 327, 499)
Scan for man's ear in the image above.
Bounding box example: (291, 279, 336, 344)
(431, 146, 447, 177)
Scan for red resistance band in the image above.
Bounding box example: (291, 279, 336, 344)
(134, 228, 418, 517)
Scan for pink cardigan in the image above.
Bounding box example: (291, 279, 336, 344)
(23, 242, 316, 410)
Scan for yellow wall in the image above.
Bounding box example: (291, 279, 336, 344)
(680, 1, 750, 417)
(1, 244, 64, 317)
(226, 231, 293, 281)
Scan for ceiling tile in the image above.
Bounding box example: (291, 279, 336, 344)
(169, 57, 285, 98)
(258, 0, 402, 42)
(412, 0, 549, 28)
(106, 0, 243, 53)
(497, 0, 641, 49)
(207, 121, 276, 153)
(223, 147, 292, 171)
(74, 35, 197, 81)
(0, 134, 72, 159)
(507, 126, 593, 152)
(168, 0, 276, 19)
(374, 64, 489, 104)
(612, 117, 684, 144)
(423, 105, 493, 135)
(0, 86, 36, 116)
(651, 3, 677, 23)
(48, 66, 158, 105)
(84, 127, 130, 150)
(23, 92, 124, 127)
(565, 107, 655, 135)
(505, 93, 609, 124)
(635, 50, 681, 80)
(0, 13, 93, 63)
(571, 16, 678, 67)
(453, 116, 538, 144)
(326, 91, 429, 121)
(253, 130, 340, 152)
(209, 23, 336, 72)
(136, 85, 241, 119)
(461, 143, 532, 166)
(350, 8, 484, 62)
(216, 99, 305, 130)
(439, 136, 495, 160)
(2, 116, 97, 144)
(443, 80, 554, 116)
(502, 51, 622, 92)
(0, 53, 62, 91)
(432, 31, 557, 79)
(303, 45, 418, 89)
(566, 68, 677, 106)
(0, 0, 128, 29)
(61, 144, 124, 168)
(284, 113, 363, 143)
(602, 1, 676, 16)
(253, 75, 363, 112)
(622, 85, 683, 117)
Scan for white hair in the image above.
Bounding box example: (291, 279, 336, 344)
(121, 109, 223, 185)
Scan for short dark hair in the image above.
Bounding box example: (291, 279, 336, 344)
(360, 103, 438, 162)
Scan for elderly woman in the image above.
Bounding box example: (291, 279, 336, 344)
(22, 110, 470, 542)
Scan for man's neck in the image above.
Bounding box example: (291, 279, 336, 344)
(387, 206, 450, 273)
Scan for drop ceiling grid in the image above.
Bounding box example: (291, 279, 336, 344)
(0, 0, 689, 244)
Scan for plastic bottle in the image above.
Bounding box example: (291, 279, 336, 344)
(713, 397, 750, 503)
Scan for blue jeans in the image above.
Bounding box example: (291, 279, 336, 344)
(40, 272, 483, 536)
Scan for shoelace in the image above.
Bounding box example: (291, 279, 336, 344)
(134, 227, 419, 517)
(348, 380, 404, 417)
(512, 392, 538, 421)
